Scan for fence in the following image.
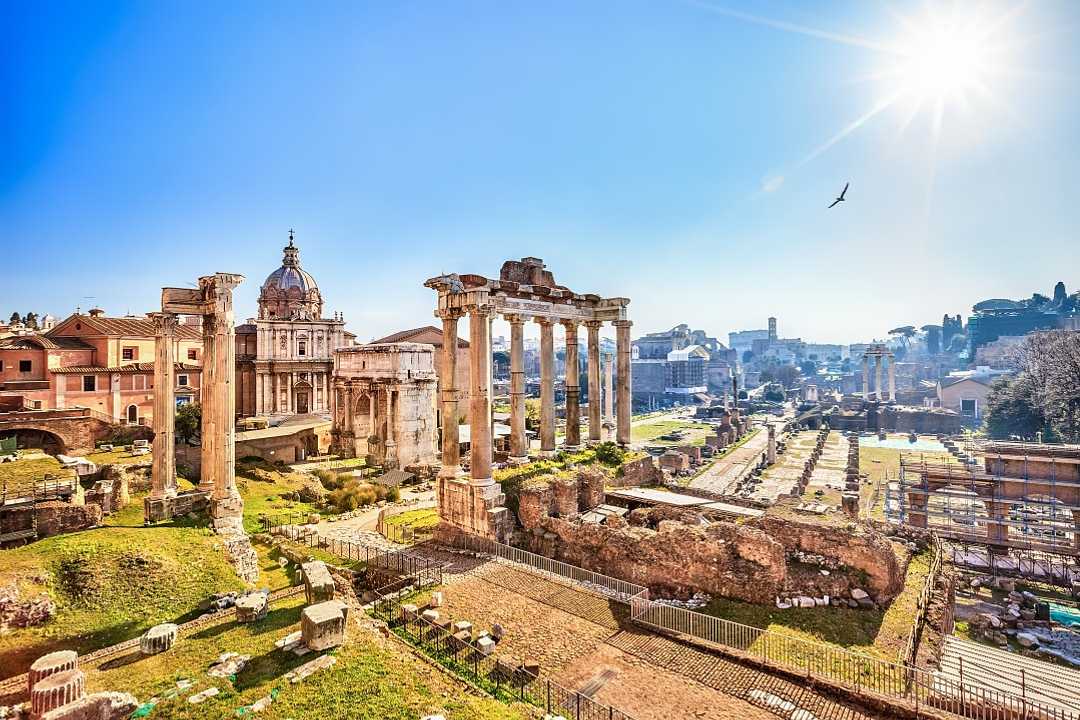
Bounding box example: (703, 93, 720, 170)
(376, 501, 438, 545)
(262, 513, 443, 588)
(368, 583, 637, 720)
(900, 535, 947, 667)
(1, 474, 78, 505)
(442, 532, 648, 603)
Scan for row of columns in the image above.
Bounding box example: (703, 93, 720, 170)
(438, 306, 631, 488)
(255, 370, 327, 416)
(861, 353, 896, 402)
(149, 275, 243, 522)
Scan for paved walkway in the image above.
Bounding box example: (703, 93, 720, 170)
(424, 553, 893, 720)
(690, 426, 769, 495)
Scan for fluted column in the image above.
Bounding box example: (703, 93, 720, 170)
(437, 309, 463, 477)
(562, 320, 581, 449)
(507, 314, 528, 461)
(585, 321, 602, 443)
(537, 317, 556, 455)
(614, 320, 632, 446)
(603, 352, 614, 430)
(150, 313, 177, 499)
(875, 355, 884, 402)
(469, 305, 494, 484)
(199, 314, 218, 494)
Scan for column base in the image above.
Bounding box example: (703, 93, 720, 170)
(561, 444, 582, 453)
(435, 473, 511, 542)
(507, 455, 530, 466)
(438, 463, 465, 480)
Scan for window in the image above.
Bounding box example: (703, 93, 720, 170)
(122, 347, 136, 360)
(82, 376, 96, 392)
(32, 400, 43, 409)
(19, 360, 32, 373)
(127, 404, 138, 424)
(961, 398, 977, 417)
(187, 349, 198, 360)
(298, 341, 306, 356)
(177, 374, 189, 387)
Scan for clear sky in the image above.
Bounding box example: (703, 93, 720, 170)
(3, 1, 1078, 345)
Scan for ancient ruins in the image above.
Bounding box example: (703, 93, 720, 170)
(426, 257, 631, 542)
(144, 272, 259, 581)
(329, 342, 439, 470)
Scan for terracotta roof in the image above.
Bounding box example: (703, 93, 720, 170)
(372, 326, 468, 348)
(49, 313, 202, 340)
(0, 336, 94, 351)
(50, 362, 202, 374)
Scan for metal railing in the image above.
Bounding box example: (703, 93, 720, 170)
(1, 474, 78, 505)
(442, 532, 648, 603)
(901, 536, 947, 667)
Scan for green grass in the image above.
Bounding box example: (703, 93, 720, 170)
(235, 460, 331, 534)
(86, 448, 150, 466)
(383, 508, 439, 530)
(0, 520, 246, 677)
(630, 419, 714, 445)
(703, 547, 933, 662)
(859, 442, 952, 520)
(84, 595, 530, 720)
(0, 453, 74, 488)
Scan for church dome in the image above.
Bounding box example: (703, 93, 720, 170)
(258, 232, 324, 320)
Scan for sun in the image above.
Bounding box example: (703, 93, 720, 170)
(894, 21, 990, 101)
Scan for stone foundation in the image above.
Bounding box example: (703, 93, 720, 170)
(143, 490, 209, 524)
(34, 502, 102, 539)
(435, 474, 511, 542)
(611, 456, 662, 488)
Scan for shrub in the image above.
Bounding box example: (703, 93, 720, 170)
(384, 485, 400, 502)
(593, 441, 626, 467)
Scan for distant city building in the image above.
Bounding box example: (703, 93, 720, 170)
(937, 366, 1012, 421)
(966, 281, 1079, 356)
(632, 324, 733, 409)
(728, 328, 769, 355)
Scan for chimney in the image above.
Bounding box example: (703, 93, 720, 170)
(88, 308, 105, 318)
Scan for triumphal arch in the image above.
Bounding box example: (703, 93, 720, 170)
(425, 257, 631, 542)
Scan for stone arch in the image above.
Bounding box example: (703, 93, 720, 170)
(0, 427, 68, 455)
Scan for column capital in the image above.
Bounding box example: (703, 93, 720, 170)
(148, 312, 179, 335)
(534, 316, 555, 327)
(466, 302, 495, 319)
(559, 318, 580, 332)
(503, 313, 528, 325)
(613, 319, 633, 329)
(584, 320, 604, 330)
(435, 307, 465, 321)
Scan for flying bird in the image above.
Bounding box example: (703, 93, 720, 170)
(828, 182, 849, 208)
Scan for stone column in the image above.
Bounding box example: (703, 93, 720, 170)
(287, 372, 295, 413)
(888, 356, 896, 402)
(199, 315, 218, 494)
(586, 321, 602, 443)
(537, 317, 556, 455)
(767, 424, 777, 465)
(438, 310, 463, 477)
(875, 355, 884, 402)
(385, 386, 398, 468)
(862, 355, 870, 399)
(507, 314, 528, 461)
(614, 320, 632, 446)
(562, 320, 580, 449)
(987, 500, 1009, 545)
(469, 305, 494, 484)
(603, 352, 614, 430)
(150, 313, 177, 499)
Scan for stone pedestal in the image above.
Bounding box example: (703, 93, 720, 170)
(235, 592, 269, 622)
(301, 601, 346, 651)
(302, 561, 336, 604)
(435, 475, 511, 542)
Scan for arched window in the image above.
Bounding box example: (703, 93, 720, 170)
(127, 404, 138, 424)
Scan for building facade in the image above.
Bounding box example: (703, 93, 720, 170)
(0, 309, 202, 424)
(235, 235, 351, 420)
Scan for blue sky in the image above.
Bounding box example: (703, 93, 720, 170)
(2, 1, 1077, 344)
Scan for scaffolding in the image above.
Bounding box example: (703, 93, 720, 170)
(885, 442, 1080, 585)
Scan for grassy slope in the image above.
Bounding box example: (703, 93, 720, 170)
(859, 442, 953, 520)
(85, 595, 529, 720)
(235, 461, 327, 534)
(0, 454, 74, 488)
(383, 508, 439, 530)
(630, 419, 714, 445)
(703, 547, 932, 662)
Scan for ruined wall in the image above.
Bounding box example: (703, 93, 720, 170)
(528, 515, 787, 604)
(34, 501, 102, 538)
(610, 456, 663, 488)
(756, 516, 903, 603)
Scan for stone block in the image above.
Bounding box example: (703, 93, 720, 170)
(235, 592, 269, 623)
(452, 620, 473, 634)
(477, 636, 496, 656)
(28, 650, 78, 694)
(302, 561, 335, 604)
(430, 590, 445, 608)
(421, 609, 440, 623)
(40, 691, 139, 720)
(400, 603, 419, 622)
(31, 669, 86, 718)
(139, 623, 178, 655)
(450, 629, 472, 651)
(301, 601, 346, 651)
